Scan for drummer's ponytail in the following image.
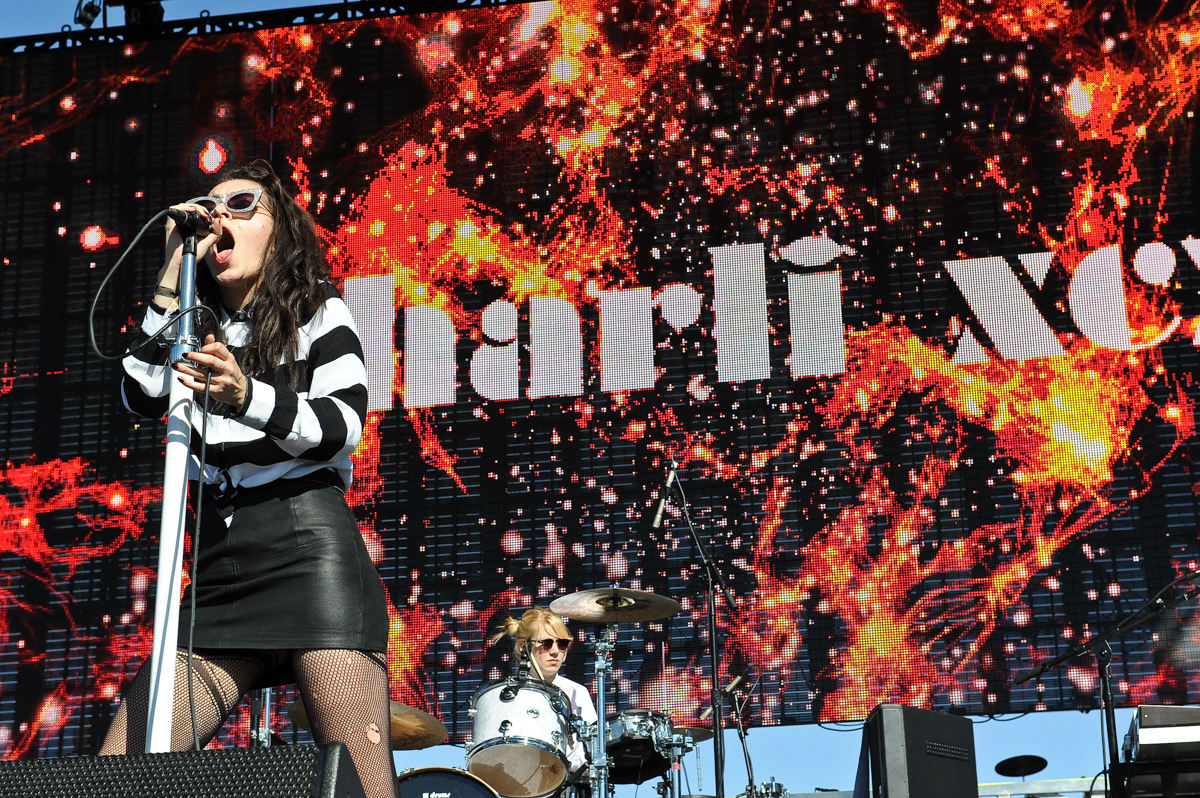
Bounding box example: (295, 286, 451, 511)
(489, 615, 523, 646)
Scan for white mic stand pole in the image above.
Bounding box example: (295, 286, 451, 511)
(145, 224, 201, 753)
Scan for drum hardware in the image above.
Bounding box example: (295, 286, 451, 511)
(755, 777, 788, 798)
(675, 726, 713, 744)
(651, 723, 707, 798)
(570, 714, 596, 749)
(288, 698, 447, 750)
(585, 624, 617, 798)
(739, 778, 789, 798)
(466, 678, 573, 798)
(546, 587, 684, 798)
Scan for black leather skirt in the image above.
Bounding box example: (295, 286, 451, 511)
(178, 475, 389, 687)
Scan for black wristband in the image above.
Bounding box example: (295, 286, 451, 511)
(154, 284, 179, 299)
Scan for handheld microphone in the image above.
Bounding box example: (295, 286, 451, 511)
(651, 460, 679, 529)
(166, 208, 211, 234)
(699, 663, 754, 721)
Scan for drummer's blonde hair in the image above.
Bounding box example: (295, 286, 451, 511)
(491, 606, 571, 653)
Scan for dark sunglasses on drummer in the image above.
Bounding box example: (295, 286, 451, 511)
(531, 638, 572, 651)
(186, 188, 265, 215)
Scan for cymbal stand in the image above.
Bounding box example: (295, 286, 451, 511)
(655, 731, 698, 798)
(587, 624, 617, 797)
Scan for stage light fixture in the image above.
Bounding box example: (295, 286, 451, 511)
(73, 0, 102, 28)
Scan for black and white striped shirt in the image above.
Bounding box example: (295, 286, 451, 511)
(121, 283, 369, 491)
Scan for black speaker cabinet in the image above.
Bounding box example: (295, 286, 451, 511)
(0, 742, 365, 798)
(867, 703, 978, 798)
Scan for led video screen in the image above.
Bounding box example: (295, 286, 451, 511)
(1, 0, 1199, 759)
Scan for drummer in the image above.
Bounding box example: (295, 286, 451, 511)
(493, 607, 598, 787)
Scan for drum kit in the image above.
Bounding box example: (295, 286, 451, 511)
(460, 586, 700, 798)
(293, 586, 784, 798)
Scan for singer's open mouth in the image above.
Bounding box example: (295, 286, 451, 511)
(213, 229, 235, 264)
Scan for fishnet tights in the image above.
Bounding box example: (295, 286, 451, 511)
(293, 648, 398, 798)
(99, 648, 398, 798)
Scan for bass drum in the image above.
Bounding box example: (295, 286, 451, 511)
(466, 679, 573, 798)
(398, 767, 499, 798)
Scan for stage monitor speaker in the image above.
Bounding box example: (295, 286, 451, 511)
(0, 741, 365, 798)
(867, 703, 978, 798)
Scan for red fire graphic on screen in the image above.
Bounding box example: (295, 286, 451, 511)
(9, 0, 1200, 751)
(0, 459, 158, 756)
(303, 0, 1199, 723)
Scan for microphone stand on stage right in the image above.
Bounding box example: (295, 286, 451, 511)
(718, 666, 761, 798)
(1013, 568, 1200, 798)
(652, 459, 742, 798)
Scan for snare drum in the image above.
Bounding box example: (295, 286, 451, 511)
(466, 679, 573, 798)
(605, 709, 672, 784)
(398, 767, 498, 798)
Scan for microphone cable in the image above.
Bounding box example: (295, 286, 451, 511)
(86, 207, 223, 751)
(87, 209, 218, 363)
(187, 372, 214, 751)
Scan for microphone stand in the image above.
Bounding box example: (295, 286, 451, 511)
(666, 470, 740, 798)
(503, 639, 533, 701)
(521, 639, 535, 682)
(729, 676, 760, 798)
(145, 221, 202, 752)
(249, 688, 271, 747)
(1013, 570, 1200, 798)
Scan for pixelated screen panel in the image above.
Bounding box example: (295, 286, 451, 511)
(1, 0, 1200, 758)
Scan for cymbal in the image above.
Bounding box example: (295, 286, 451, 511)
(550, 587, 681, 624)
(676, 726, 714, 743)
(288, 699, 447, 751)
(995, 754, 1047, 778)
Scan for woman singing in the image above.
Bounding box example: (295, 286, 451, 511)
(492, 607, 598, 788)
(103, 160, 397, 798)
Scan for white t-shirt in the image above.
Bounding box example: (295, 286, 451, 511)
(548, 674, 598, 776)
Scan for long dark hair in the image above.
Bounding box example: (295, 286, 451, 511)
(195, 159, 329, 386)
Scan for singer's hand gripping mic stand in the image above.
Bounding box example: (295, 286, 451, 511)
(144, 219, 202, 752)
(657, 462, 740, 798)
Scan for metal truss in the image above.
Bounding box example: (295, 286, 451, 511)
(0, 0, 530, 54)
